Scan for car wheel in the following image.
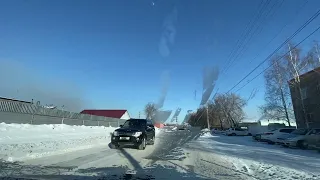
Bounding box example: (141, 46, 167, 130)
(248, 133, 252, 136)
(231, 133, 236, 136)
(138, 137, 146, 150)
(267, 141, 275, 145)
(111, 144, 119, 149)
(298, 140, 308, 150)
(257, 135, 261, 141)
(282, 144, 289, 148)
(149, 136, 155, 145)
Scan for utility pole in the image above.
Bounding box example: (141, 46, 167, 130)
(206, 104, 210, 129)
(61, 105, 65, 124)
(139, 112, 141, 118)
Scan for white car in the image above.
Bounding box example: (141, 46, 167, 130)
(284, 128, 320, 149)
(225, 128, 249, 136)
(260, 128, 296, 144)
(276, 128, 310, 145)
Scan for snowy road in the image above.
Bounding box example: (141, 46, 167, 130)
(1, 126, 319, 180)
(1, 127, 207, 179)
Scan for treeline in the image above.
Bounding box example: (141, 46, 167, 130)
(188, 93, 248, 129)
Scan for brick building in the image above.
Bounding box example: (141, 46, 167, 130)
(289, 67, 320, 128)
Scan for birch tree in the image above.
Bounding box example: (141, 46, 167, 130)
(285, 43, 311, 128)
(260, 56, 294, 126)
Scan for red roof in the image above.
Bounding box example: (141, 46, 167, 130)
(80, 109, 127, 119)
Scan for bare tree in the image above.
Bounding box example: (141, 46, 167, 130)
(144, 103, 157, 121)
(260, 56, 294, 126)
(188, 93, 247, 129)
(306, 41, 320, 68)
(285, 43, 311, 128)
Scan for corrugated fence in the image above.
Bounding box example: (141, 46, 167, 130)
(0, 101, 126, 127)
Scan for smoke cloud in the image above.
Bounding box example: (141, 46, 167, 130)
(0, 60, 89, 112)
(201, 66, 219, 105)
(156, 70, 170, 109)
(159, 7, 178, 57)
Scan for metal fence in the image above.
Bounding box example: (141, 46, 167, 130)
(0, 101, 126, 127)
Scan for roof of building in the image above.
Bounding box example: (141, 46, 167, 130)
(0, 97, 32, 104)
(289, 66, 320, 82)
(80, 109, 127, 119)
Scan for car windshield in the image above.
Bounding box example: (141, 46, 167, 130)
(291, 129, 309, 135)
(122, 120, 145, 128)
(2, 0, 320, 179)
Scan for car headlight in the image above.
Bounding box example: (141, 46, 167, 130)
(132, 132, 142, 137)
(113, 131, 119, 136)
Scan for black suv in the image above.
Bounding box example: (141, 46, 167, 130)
(111, 119, 155, 150)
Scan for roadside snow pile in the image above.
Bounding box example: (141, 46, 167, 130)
(155, 127, 161, 135)
(188, 133, 320, 180)
(201, 128, 210, 132)
(200, 132, 212, 138)
(0, 123, 116, 162)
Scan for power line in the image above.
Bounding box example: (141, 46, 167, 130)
(227, 8, 320, 93)
(215, 0, 308, 95)
(223, 0, 283, 73)
(245, 0, 309, 65)
(235, 24, 320, 93)
(222, 0, 268, 74)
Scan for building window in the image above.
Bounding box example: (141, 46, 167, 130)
(301, 88, 307, 100)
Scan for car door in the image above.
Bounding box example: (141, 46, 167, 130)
(146, 120, 155, 140)
(306, 129, 320, 145)
(234, 128, 242, 135)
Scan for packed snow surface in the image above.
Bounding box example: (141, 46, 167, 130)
(185, 132, 320, 180)
(0, 122, 161, 162)
(0, 123, 117, 161)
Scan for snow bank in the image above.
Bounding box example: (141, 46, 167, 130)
(191, 133, 320, 179)
(200, 132, 212, 138)
(155, 127, 160, 134)
(0, 123, 116, 162)
(201, 128, 210, 132)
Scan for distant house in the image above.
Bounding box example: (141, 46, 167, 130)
(0, 97, 32, 104)
(80, 109, 130, 120)
(289, 67, 320, 128)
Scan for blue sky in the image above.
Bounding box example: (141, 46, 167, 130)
(1, 0, 320, 122)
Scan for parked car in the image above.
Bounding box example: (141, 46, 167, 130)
(260, 128, 296, 144)
(111, 119, 155, 150)
(211, 128, 225, 135)
(225, 128, 249, 136)
(276, 128, 310, 145)
(252, 131, 275, 141)
(284, 128, 320, 149)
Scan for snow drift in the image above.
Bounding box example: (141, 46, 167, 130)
(0, 123, 116, 162)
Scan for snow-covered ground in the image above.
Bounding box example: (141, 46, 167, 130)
(0, 123, 161, 163)
(0, 123, 117, 162)
(2, 125, 318, 179)
(183, 132, 320, 180)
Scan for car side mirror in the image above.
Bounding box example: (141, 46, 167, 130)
(120, 125, 123, 128)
